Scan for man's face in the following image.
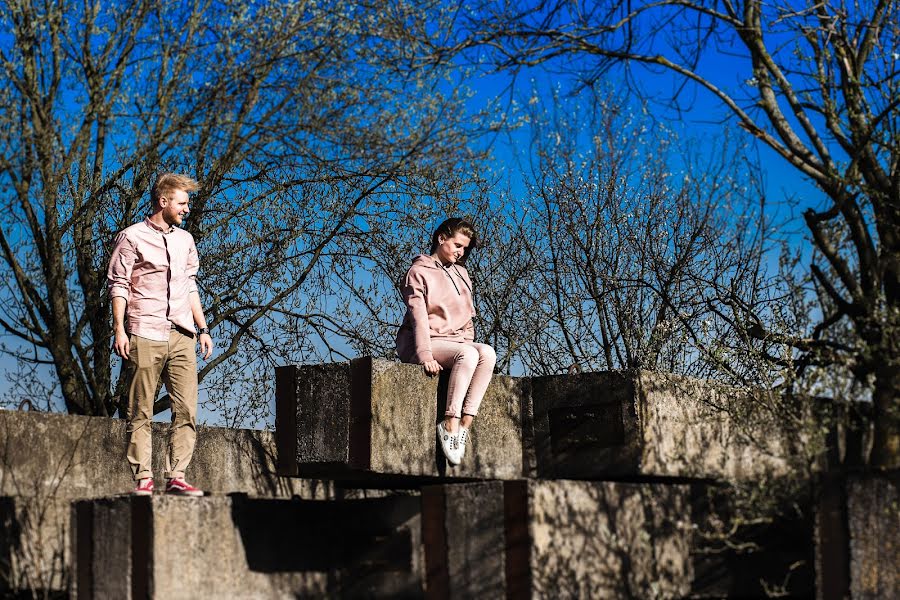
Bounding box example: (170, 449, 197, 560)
(159, 189, 191, 226)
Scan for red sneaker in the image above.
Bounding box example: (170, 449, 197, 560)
(132, 478, 154, 496)
(165, 478, 204, 497)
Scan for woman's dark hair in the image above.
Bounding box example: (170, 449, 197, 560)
(430, 217, 477, 261)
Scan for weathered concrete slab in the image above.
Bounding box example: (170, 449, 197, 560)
(847, 472, 899, 599)
(276, 357, 525, 481)
(815, 470, 899, 600)
(0, 409, 331, 595)
(422, 479, 693, 598)
(530, 370, 792, 481)
(422, 480, 814, 599)
(0, 495, 70, 595)
(0, 409, 328, 500)
(71, 494, 423, 599)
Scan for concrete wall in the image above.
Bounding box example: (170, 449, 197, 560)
(277, 357, 525, 482)
(814, 470, 899, 600)
(0, 409, 331, 596)
(71, 494, 422, 600)
(422, 479, 693, 598)
(530, 370, 793, 481)
(847, 472, 898, 599)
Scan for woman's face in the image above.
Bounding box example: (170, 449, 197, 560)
(434, 232, 471, 266)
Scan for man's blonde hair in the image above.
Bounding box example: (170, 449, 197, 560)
(151, 173, 199, 207)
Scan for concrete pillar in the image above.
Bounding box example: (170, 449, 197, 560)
(530, 370, 793, 480)
(815, 470, 899, 600)
(71, 494, 423, 599)
(422, 479, 693, 598)
(276, 357, 526, 481)
(846, 472, 899, 598)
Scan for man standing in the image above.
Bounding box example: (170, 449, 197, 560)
(108, 173, 214, 496)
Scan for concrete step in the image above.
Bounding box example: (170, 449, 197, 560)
(0, 409, 330, 597)
(276, 357, 526, 482)
(422, 479, 693, 598)
(71, 493, 423, 599)
(0, 409, 325, 502)
(421, 479, 815, 599)
(530, 370, 795, 481)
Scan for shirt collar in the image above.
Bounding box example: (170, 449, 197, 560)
(143, 217, 175, 234)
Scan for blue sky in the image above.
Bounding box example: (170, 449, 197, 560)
(0, 1, 834, 424)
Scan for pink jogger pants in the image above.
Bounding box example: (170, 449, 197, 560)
(429, 340, 496, 418)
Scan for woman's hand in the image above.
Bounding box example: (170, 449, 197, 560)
(423, 360, 443, 376)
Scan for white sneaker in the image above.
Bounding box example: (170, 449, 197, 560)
(437, 421, 461, 466)
(457, 427, 470, 462)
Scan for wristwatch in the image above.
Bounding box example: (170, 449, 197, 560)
(198, 327, 210, 336)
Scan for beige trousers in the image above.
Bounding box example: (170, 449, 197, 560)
(126, 330, 198, 480)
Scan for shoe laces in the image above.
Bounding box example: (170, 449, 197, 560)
(458, 428, 469, 448)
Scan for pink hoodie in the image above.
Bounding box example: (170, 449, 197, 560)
(396, 254, 476, 363)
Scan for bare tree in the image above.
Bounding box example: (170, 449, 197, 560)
(0, 0, 483, 422)
(423, 0, 900, 467)
(478, 86, 776, 383)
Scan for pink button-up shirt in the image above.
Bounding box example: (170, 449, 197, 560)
(107, 218, 200, 342)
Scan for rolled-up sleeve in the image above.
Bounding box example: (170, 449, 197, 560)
(107, 232, 135, 300)
(402, 271, 433, 363)
(186, 239, 199, 294)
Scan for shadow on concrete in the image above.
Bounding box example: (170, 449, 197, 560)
(0, 496, 22, 593)
(434, 370, 451, 477)
(230, 494, 418, 573)
(689, 483, 815, 598)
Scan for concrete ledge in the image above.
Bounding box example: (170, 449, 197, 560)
(422, 479, 693, 598)
(530, 370, 791, 481)
(0, 409, 331, 595)
(422, 480, 814, 599)
(71, 494, 423, 599)
(276, 357, 525, 482)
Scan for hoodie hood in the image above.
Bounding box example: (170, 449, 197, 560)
(410, 254, 456, 269)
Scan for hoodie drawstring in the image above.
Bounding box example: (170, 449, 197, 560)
(434, 260, 471, 296)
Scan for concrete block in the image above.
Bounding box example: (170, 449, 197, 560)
(815, 471, 899, 600)
(71, 494, 423, 599)
(530, 370, 791, 481)
(0, 409, 328, 500)
(0, 409, 332, 596)
(276, 357, 525, 481)
(847, 472, 899, 599)
(0, 495, 70, 594)
(422, 479, 693, 598)
(422, 480, 814, 599)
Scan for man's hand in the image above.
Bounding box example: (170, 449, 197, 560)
(113, 328, 130, 360)
(423, 359, 442, 376)
(198, 333, 214, 360)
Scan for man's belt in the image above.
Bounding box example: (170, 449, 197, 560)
(170, 323, 195, 337)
